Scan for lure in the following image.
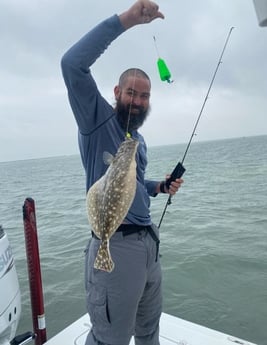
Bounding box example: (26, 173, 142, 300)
(157, 58, 172, 83)
(153, 36, 173, 83)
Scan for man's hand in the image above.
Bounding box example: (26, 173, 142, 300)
(157, 177, 184, 196)
(119, 0, 164, 29)
(167, 178, 183, 196)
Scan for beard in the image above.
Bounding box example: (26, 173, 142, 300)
(115, 99, 150, 132)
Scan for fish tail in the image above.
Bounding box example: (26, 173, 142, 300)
(94, 240, 114, 272)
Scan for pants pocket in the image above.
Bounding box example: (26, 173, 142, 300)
(84, 239, 92, 291)
(86, 281, 111, 326)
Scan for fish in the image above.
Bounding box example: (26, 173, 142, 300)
(86, 137, 139, 272)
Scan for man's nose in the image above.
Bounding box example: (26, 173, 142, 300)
(132, 95, 142, 106)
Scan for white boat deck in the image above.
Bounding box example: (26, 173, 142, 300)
(44, 312, 257, 345)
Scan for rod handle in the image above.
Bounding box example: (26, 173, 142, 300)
(166, 162, 186, 189)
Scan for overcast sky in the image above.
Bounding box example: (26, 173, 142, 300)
(0, 0, 266, 162)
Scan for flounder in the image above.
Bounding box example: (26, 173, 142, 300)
(86, 137, 139, 272)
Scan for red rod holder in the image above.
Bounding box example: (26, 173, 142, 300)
(23, 198, 47, 345)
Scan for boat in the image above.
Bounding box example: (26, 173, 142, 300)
(43, 312, 257, 345)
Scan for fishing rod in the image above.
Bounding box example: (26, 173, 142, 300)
(158, 26, 234, 229)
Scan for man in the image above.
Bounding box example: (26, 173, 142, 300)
(61, 1, 183, 344)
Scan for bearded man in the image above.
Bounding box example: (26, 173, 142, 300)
(61, 1, 183, 344)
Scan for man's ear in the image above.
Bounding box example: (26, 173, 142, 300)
(114, 85, 120, 101)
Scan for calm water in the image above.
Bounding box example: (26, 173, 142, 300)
(0, 135, 267, 345)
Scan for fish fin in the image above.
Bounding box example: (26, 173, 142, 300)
(94, 240, 114, 272)
(103, 151, 114, 165)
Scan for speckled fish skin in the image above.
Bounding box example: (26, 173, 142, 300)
(86, 138, 139, 272)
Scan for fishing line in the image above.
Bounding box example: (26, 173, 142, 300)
(125, 68, 138, 138)
(125, 2, 152, 137)
(125, 8, 149, 138)
(158, 26, 234, 229)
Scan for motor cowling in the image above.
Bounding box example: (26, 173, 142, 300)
(0, 225, 21, 345)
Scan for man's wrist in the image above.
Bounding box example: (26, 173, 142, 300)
(119, 11, 136, 30)
(160, 181, 167, 193)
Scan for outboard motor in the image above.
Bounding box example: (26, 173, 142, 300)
(0, 225, 21, 344)
(0, 226, 35, 345)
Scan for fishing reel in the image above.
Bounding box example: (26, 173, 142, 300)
(165, 162, 186, 189)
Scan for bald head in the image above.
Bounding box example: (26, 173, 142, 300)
(119, 68, 151, 88)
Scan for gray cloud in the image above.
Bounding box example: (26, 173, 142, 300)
(0, 0, 266, 162)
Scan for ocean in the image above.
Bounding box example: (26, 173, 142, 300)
(0, 135, 266, 345)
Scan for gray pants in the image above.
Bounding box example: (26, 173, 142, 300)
(84, 226, 162, 345)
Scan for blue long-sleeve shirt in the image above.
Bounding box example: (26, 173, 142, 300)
(61, 14, 159, 225)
